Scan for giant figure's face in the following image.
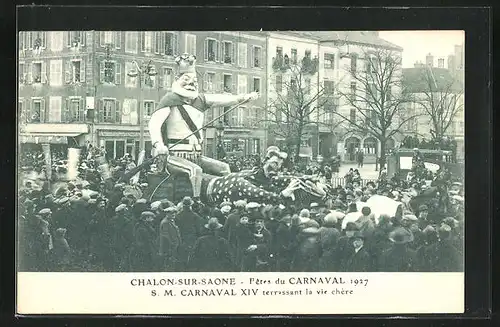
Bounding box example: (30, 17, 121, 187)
(172, 72, 199, 99)
(263, 155, 281, 178)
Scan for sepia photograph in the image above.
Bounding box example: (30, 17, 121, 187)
(16, 28, 467, 315)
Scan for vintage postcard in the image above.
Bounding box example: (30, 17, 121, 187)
(17, 29, 465, 315)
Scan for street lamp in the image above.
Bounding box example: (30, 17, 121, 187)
(215, 120, 225, 160)
(127, 60, 157, 156)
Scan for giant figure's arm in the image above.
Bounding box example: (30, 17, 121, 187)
(204, 94, 245, 107)
(148, 107, 171, 146)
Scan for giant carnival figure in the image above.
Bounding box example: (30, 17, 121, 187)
(147, 53, 259, 199)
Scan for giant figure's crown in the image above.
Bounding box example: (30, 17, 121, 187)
(175, 53, 196, 75)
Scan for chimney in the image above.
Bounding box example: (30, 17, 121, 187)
(437, 58, 445, 68)
(426, 53, 434, 67)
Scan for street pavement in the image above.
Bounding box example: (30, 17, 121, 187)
(337, 163, 379, 180)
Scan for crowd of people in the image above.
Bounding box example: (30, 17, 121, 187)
(18, 145, 464, 273)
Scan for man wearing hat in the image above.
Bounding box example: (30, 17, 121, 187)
(148, 53, 260, 198)
(343, 231, 373, 272)
(223, 200, 246, 250)
(110, 204, 134, 271)
(175, 196, 203, 270)
(421, 224, 462, 272)
(378, 227, 417, 272)
(129, 211, 157, 271)
(187, 217, 235, 271)
(159, 206, 181, 271)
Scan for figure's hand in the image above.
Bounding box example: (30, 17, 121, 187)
(243, 92, 259, 102)
(281, 179, 301, 200)
(153, 143, 169, 157)
(247, 245, 258, 252)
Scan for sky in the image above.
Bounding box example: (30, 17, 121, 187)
(378, 31, 465, 68)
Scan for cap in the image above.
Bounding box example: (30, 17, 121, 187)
(115, 204, 127, 213)
(141, 211, 156, 219)
(418, 204, 429, 211)
(38, 208, 52, 215)
(164, 206, 178, 214)
(221, 205, 231, 214)
(246, 202, 260, 210)
(135, 198, 147, 205)
(234, 200, 247, 208)
(403, 214, 418, 221)
(150, 201, 163, 211)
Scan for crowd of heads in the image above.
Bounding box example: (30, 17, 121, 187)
(18, 145, 464, 273)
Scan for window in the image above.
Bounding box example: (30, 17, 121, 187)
(30, 32, 47, 49)
(253, 77, 260, 92)
(238, 43, 247, 68)
(276, 74, 283, 93)
(163, 67, 173, 88)
(141, 32, 153, 52)
(252, 46, 262, 68)
(71, 60, 83, 83)
(350, 108, 356, 121)
(324, 80, 335, 94)
(205, 72, 215, 92)
(238, 74, 247, 94)
(223, 41, 234, 64)
(122, 98, 138, 124)
(32, 62, 44, 84)
(18, 99, 24, 122)
(125, 62, 137, 87)
(125, 32, 138, 53)
(350, 54, 358, 74)
(102, 99, 116, 123)
(305, 78, 311, 94)
(49, 60, 62, 86)
(223, 74, 233, 93)
(276, 46, 283, 57)
(31, 98, 43, 123)
(67, 97, 85, 122)
(100, 31, 113, 46)
(205, 38, 219, 62)
(350, 82, 357, 101)
(185, 34, 196, 55)
(50, 32, 63, 52)
(291, 49, 298, 64)
(163, 32, 178, 56)
(144, 100, 155, 117)
(19, 62, 26, 84)
(66, 31, 85, 47)
(100, 61, 121, 84)
(48, 96, 62, 122)
(324, 53, 335, 69)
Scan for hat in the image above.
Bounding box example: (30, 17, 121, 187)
(403, 214, 418, 221)
(150, 201, 163, 211)
(182, 196, 194, 206)
(54, 197, 69, 205)
(205, 217, 223, 230)
(140, 183, 149, 188)
(451, 195, 464, 202)
(135, 198, 147, 205)
(141, 211, 156, 220)
(299, 209, 310, 218)
(345, 222, 359, 232)
(234, 200, 247, 208)
(310, 203, 319, 209)
(438, 224, 453, 240)
(175, 53, 197, 75)
(300, 227, 320, 235)
(38, 208, 51, 215)
(115, 204, 127, 213)
(323, 212, 341, 225)
(164, 206, 177, 214)
(389, 227, 414, 244)
(88, 199, 97, 205)
(442, 217, 459, 229)
(351, 231, 365, 240)
(422, 225, 436, 235)
(220, 201, 232, 208)
(361, 206, 371, 216)
(221, 205, 231, 214)
(418, 204, 429, 211)
(246, 202, 260, 210)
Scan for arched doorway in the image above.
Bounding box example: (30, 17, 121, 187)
(345, 136, 361, 162)
(363, 136, 378, 164)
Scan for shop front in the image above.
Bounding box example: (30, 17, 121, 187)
(97, 130, 152, 161)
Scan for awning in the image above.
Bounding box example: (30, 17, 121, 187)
(19, 123, 89, 144)
(19, 135, 69, 144)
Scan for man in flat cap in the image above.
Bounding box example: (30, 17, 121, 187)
(159, 206, 181, 271)
(148, 53, 260, 199)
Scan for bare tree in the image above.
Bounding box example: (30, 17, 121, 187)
(418, 67, 464, 142)
(264, 58, 343, 162)
(335, 47, 418, 168)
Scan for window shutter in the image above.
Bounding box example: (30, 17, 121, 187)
(115, 100, 121, 123)
(41, 32, 47, 48)
(219, 41, 224, 64)
(40, 98, 46, 122)
(204, 39, 208, 61)
(249, 46, 253, 68)
(232, 43, 237, 65)
(28, 32, 34, 49)
(98, 99, 104, 123)
(66, 32, 71, 48)
(232, 78, 236, 94)
(80, 59, 86, 82)
(114, 32, 121, 49)
(158, 71, 163, 89)
(100, 32, 105, 47)
(115, 62, 121, 85)
(26, 63, 32, 84)
(41, 62, 47, 84)
(64, 60, 72, 84)
(202, 72, 208, 92)
(63, 98, 69, 122)
(140, 32, 145, 52)
(99, 62, 105, 83)
(80, 31, 86, 46)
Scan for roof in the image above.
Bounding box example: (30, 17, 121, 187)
(403, 67, 463, 93)
(273, 31, 403, 51)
